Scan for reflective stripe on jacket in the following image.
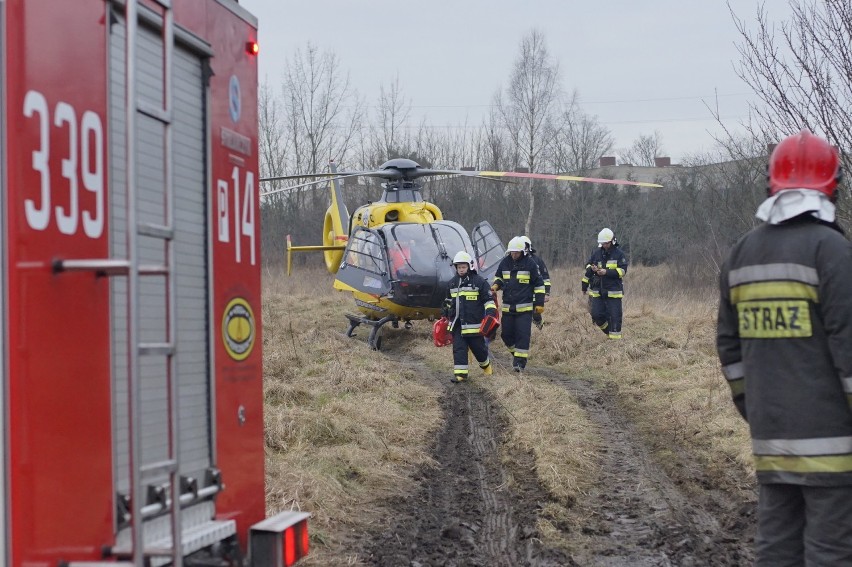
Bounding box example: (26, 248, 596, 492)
(530, 251, 551, 295)
(581, 245, 628, 295)
(493, 254, 545, 311)
(445, 272, 496, 333)
(717, 217, 852, 485)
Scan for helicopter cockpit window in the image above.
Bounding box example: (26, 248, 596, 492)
(384, 188, 423, 204)
(385, 224, 440, 278)
(429, 222, 469, 264)
(345, 228, 387, 274)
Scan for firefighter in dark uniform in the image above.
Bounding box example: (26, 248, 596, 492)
(442, 251, 497, 383)
(581, 228, 628, 339)
(521, 235, 551, 329)
(491, 236, 545, 371)
(717, 129, 852, 565)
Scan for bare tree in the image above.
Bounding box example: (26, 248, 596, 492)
(619, 131, 666, 167)
(730, 0, 852, 222)
(497, 30, 561, 235)
(549, 91, 615, 173)
(371, 74, 412, 163)
(258, 81, 292, 179)
(478, 104, 511, 171)
(283, 43, 363, 174)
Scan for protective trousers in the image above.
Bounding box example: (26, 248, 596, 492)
(755, 483, 852, 566)
(452, 327, 491, 380)
(501, 311, 533, 369)
(590, 292, 623, 339)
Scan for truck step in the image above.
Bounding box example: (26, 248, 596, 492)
(112, 519, 237, 566)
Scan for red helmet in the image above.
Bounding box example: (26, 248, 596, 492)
(768, 129, 841, 198)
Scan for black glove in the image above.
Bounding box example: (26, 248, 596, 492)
(441, 299, 452, 319)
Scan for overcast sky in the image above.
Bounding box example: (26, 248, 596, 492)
(238, 0, 796, 164)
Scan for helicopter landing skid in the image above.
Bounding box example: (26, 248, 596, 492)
(344, 313, 399, 351)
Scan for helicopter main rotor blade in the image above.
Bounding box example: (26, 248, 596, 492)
(405, 169, 513, 183)
(261, 168, 420, 188)
(474, 171, 663, 188)
(259, 173, 365, 196)
(259, 163, 663, 193)
(260, 171, 369, 183)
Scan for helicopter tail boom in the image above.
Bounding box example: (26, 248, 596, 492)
(286, 234, 346, 276)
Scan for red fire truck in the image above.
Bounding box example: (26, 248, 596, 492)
(2, 0, 307, 565)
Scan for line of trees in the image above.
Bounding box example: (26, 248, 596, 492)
(259, 3, 852, 287)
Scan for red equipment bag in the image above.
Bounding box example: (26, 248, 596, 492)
(480, 289, 501, 339)
(433, 317, 453, 347)
(479, 314, 500, 339)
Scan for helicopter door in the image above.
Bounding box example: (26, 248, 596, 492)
(471, 221, 504, 282)
(335, 227, 392, 297)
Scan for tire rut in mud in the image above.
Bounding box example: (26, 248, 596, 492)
(361, 358, 573, 567)
(518, 361, 756, 566)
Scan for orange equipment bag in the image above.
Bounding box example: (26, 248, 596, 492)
(433, 317, 453, 347)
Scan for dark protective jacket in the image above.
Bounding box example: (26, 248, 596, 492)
(717, 216, 852, 486)
(492, 254, 545, 312)
(581, 244, 628, 297)
(530, 250, 551, 296)
(443, 271, 496, 335)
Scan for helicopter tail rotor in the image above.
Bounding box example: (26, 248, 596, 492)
(286, 235, 293, 276)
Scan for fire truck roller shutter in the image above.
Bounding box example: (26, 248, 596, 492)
(109, 14, 212, 532)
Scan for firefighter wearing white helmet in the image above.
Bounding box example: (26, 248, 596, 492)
(491, 236, 545, 371)
(442, 250, 497, 382)
(581, 227, 628, 339)
(506, 236, 526, 254)
(520, 236, 551, 330)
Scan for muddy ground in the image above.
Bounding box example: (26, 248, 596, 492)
(354, 348, 756, 566)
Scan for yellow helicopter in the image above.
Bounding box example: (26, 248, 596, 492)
(260, 158, 660, 350)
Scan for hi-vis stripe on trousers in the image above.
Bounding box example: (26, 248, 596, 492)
(501, 311, 533, 368)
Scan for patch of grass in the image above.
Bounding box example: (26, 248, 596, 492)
(262, 268, 441, 565)
(261, 264, 755, 563)
(541, 266, 754, 497)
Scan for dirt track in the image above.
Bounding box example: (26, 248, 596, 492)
(358, 352, 756, 566)
(533, 362, 755, 566)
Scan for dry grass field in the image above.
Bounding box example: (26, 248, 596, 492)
(262, 263, 756, 565)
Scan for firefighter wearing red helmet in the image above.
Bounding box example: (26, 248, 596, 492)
(442, 251, 497, 382)
(717, 129, 852, 564)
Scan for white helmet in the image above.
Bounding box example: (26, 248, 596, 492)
(597, 228, 614, 245)
(507, 236, 526, 254)
(452, 250, 474, 269)
(520, 235, 532, 251)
